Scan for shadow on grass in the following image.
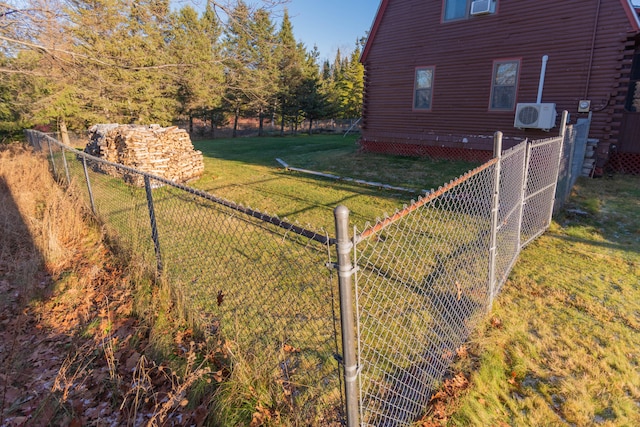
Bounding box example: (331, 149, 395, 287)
(547, 232, 639, 254)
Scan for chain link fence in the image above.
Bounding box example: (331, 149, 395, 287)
(350, 131, 567, 426)
(25, 130, 344, 424)
(554, 118, 592, 213)
(26, 119, 580, 425)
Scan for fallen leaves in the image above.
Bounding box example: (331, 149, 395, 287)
(216, 290, 225, 306)
(282, 343, 300, 353)
(490, 316, 503, 329)
(420, 373, 470, 426)
(0, 214, 218, 426)
(250, 403, 280, 427)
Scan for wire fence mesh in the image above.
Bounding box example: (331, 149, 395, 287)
(26, 123, 580, 426)
(352, 133, 566, 426)
(24, 130, 344, 424)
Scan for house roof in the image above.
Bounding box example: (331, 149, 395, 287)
(360, 0, 388, 64)
(361, 0, 640, 64)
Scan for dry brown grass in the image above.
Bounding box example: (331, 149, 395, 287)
(0, 144, 88, 281)
(0, 143, 222, 426)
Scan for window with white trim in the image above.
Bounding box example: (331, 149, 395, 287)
(490, 60, 519, 110)
(414, 67, 434, 110)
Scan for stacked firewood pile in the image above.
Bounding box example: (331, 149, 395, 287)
(84, 124, 204, 186)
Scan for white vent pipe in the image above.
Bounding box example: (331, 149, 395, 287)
(536, 55, 549, 104)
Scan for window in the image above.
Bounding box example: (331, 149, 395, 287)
(443, 0, 497, 22)
(444, 0, 469, 21)
(414, 67, 434, 110)
(490, 60, 519, 110)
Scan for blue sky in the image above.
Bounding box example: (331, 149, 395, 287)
(282, 1, 379, 62)
(173, 0, 380, 62)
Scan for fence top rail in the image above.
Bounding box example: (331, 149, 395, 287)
(501, 138, 528, 157)
(355, 157, 499, 244)
(529, 135, 564, 148)
(26, 130, 335, 246)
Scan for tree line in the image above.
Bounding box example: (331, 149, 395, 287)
(0, 0, 365, 140)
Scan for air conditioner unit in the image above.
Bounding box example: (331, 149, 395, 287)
(514, 103, 557, 130)
(470, 0, 492, 15)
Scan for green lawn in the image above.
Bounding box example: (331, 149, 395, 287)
(50, 134, 477, 425)
(48, 134, 640, 425)
(192, 135, 477, 232)
(433, 174, 640, 426)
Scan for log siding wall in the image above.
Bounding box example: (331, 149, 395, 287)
(361, 0, 640, 158)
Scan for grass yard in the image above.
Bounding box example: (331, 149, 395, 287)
(425, 174, 640, 426)
(37, 133, 640, 425)
(193, 135, 477, 232)
(43, 134, 476, 424)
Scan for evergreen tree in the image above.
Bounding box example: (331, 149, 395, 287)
(334, 39, 365, 119)
(297, 46, 330, 134)
(275, 9, 305, 135)
(223, 1, 252, 137)
(168, 4, 224, 133)
(247, 8, 279, 136)
(63, 0, 178, 125)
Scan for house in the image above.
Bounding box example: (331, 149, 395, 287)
(360, 0, 640, 173)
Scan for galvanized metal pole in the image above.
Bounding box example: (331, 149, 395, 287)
(144, 175, 163, 272)
(563, 120, 577, 207)
(547, 111, 570, 226)
(559, 109, 569, 139)
(488, 131, 502, 308)
(334, 205, 359, 427)
(516, 138, 530, 254)
(81, 156, 96, 214)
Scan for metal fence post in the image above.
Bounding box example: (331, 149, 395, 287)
(562, 112, 576, 208)
(81, 155, 96, 214)
(547, 111, 570, 225)
(488, 131, 502, 308)
(144, 175, 163, 272)
(334, 205, 359, 427)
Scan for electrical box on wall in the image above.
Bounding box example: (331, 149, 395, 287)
(578, 100, 591, 113)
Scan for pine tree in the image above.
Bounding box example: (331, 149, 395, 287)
(248, 8, 279, 136)
(63, 0, 178, 125)
(223, 1, 252, 137)
(168, 4, 224, 133)
(297, 46, 330, 134)
(275, 9, 306, 135)
(334, 40, 365, 119)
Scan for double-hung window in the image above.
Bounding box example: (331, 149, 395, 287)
(490, 60, 520, 110)
(414, 67, 434, 110)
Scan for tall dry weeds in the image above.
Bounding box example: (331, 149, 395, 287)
(0, 144, 87, 285)
(1, 143, 221, 426)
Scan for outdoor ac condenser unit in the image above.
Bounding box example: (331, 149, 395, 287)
(514, 103, 557, 131)
(470, 0, 492, 15)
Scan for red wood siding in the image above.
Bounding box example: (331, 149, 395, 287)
(361, 0, 640, 154)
